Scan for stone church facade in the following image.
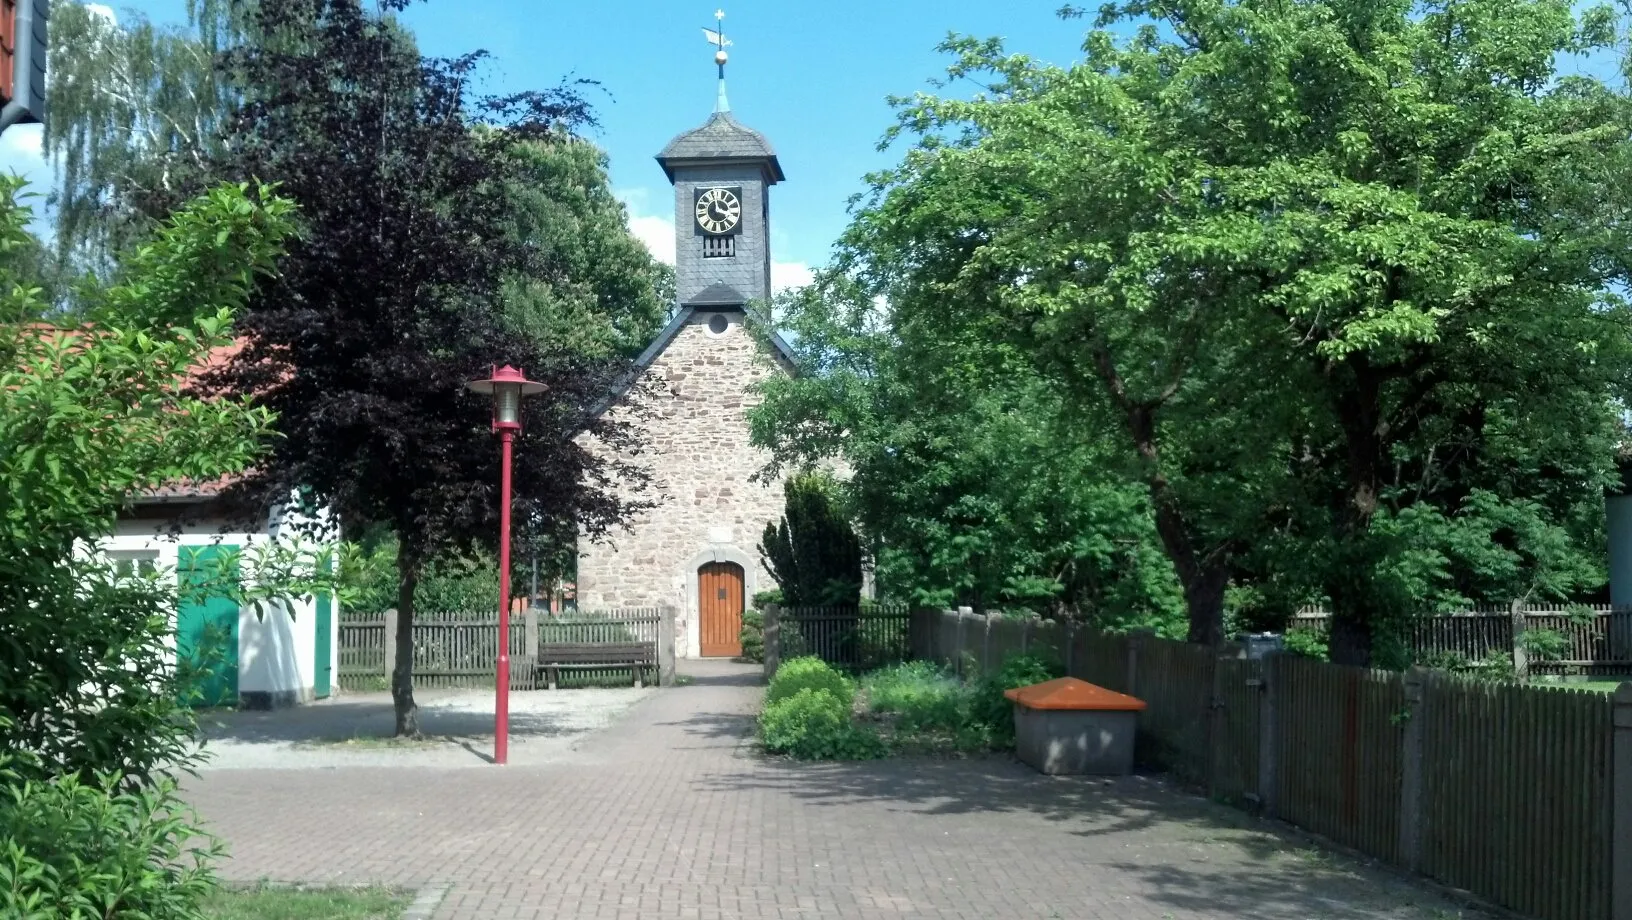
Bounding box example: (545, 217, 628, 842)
(574, 95, 795, 658)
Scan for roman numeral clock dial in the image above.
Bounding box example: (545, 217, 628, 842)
(695, 187, 742, 235)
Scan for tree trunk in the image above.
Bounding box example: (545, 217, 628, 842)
(392, 549, 420, 737)
(1326, 354, 1387, 668)
(1145, 463, 1229, 647)
(1327, 607, 1372, 667)
(1184, 559, 1230, 646)
(1084, 340, 1231, 647)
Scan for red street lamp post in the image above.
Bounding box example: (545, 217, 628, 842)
(466, 365, 545, 765)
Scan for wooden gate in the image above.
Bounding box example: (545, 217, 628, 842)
(698, 562, 744, 657)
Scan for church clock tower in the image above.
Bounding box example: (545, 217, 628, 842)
(656, 13, 784, 311)
(573, 11, 799, 662)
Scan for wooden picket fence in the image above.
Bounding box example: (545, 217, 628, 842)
(1290, 605, 1632, 675)
(338, 607, 673, 691)
(915, 609, 1626, 920)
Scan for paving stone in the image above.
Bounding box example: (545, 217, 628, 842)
(184, 659, 1490, 920)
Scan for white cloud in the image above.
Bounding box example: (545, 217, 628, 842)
(2, 125, 41, 158)
(771, 261, 814, 293)
(85, 3, 117, 24)
(0, 123, 51, 196)
(617, 188, 676, 265)
(627, 213, 676, 266)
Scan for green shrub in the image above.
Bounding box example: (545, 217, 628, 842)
(739, 608, 765, 663)
(964, 655, 1064, 747)
(766, 656, 854, 708)
(852, 655, 1064, 753)
(0, 757, 221, 920)
(349, 541, 503, 615)
(1283, 627, 1329, 661)
(759, 688, 882, 760)
(1419, 649, 1516, 680)
(862, 661, 964, 732)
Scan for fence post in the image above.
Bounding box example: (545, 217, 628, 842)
(1256, 653, 1279, 818)
(1509, 598, 1529, 680)
(956, 607, 972, 677)
(524, 608, 539, 661)
(383, 608, 398, 681)
(1207, 649, 1228, 798)
(763, 604, 781, 683)
(983, 611, 999, 674)
(659, 605, 677, 687)
(1064, 617, 1076, 677)
(1398, 666, 1428, 874)
(1613, 683, 1632, 920)
(522, 608, 539, 691)
(1126, 629, 1146, 698)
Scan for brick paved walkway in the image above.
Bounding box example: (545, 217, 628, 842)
(185, 660, 1488, 920)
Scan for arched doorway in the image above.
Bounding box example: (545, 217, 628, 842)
(698, 561, 745, 657)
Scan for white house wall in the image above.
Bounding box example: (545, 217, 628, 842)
(105, 496, 336, 707)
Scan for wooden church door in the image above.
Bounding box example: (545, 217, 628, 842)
(698, 562, 745, 657)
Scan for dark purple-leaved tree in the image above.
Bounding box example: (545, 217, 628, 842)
(197, 0, 652, 734)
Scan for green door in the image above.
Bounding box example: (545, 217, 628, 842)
(314, 555, 334, 699)
(177, 544, 240, 707)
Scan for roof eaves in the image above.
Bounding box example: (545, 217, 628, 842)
(581, 306, 801, 424)
(585, 306, 698, 419)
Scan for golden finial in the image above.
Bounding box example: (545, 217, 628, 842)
(702, 9, 733, 112)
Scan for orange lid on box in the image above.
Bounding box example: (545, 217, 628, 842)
(1003, 677, 1147, 711)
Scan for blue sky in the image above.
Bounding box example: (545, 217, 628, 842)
(3, 1, 1096, 287)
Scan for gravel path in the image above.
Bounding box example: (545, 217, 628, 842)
(193, 687, 652, 770)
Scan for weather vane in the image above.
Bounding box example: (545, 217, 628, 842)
(703, 9, 733, 112)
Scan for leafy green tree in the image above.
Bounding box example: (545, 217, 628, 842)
(759, 473, 864, 608)
(197, 0, 650, 735)
(0, 178, 302, 916)
(42, 0, 246, 275)
(497, 137, 670, 360)
(44, 3, 668, 664)
(751, 272, 1187, 630)
(828, 0, 1632, 662)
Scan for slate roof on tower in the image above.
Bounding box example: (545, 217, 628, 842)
(657, 111, 785, 183)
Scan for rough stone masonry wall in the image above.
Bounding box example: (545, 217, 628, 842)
(575, 310, 789, 657)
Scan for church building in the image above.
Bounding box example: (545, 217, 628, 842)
(574, 25, 795, 658)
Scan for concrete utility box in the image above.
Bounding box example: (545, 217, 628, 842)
(1240, 632, 1285, 660)
(1005, 677, 1147, 776)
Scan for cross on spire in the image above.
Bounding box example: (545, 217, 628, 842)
(702, 9, 733, 113)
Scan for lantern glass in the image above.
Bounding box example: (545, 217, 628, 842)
(495, 383, 522, 425)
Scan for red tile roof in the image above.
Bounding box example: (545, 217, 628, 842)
(20, 325, 262, 502)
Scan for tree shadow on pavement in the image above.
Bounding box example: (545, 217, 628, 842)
(652, 710, 756, 742)
(698, 746, 1491, 920)
(196, 696, 579, 745)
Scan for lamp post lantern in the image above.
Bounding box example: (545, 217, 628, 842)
(466, 365, 544, 765)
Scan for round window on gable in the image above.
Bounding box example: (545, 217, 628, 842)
(707, 313, 730, 336)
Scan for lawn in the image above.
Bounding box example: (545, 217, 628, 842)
(1528, 678, 1627, 693)
(205, 886, 409, 920)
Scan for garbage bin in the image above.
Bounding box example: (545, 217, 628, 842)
(1005, 677, 1146, 776)
(1240, 632, 1285, 660)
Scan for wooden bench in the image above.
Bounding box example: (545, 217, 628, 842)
(538, 642, 656, 689)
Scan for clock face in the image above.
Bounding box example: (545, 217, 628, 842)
(695, 187, 742, 235)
